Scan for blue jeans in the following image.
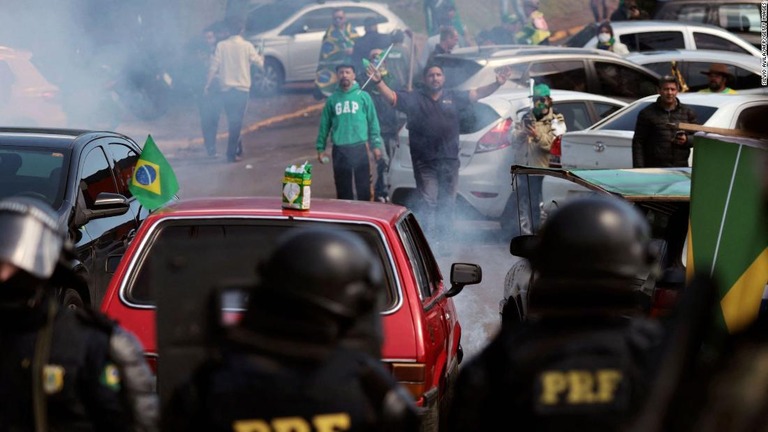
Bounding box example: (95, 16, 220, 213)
(413, 158, 460, 242)
(221, 89, 249, 161)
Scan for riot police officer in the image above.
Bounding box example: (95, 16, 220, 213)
(165, 227, 420, 431)
(447, 196, 665, 431)
(0, 196, 158, 431)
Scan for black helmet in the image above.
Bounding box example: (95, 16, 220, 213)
(0, 196, 65, 280)
(234, 227, 385, 359)
(258, 227, 383, 320)
(524, 196, 656, 314)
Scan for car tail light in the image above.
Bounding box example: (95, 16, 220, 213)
(549, 135, 562, 168)
(476, 118, 513, 153)
(386, 362, 427, 404)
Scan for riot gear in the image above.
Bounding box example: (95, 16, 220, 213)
(0, 196, 64, 280)
(526, 196, 656, 315)
(257, 227, 383, 321)
(237, 227, 386, 360)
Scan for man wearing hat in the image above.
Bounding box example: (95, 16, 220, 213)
(699, 63, 737, 94)
(479, 12, 525, 45)
(510, 83, 566, 233)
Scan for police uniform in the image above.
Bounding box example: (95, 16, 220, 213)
(161, 228, 419, 432)
(0, 296, 157, 431)
(0, 196, 157, 431)
(448, 197, 666, 431)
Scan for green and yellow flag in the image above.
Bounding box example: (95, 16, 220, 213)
(129, 135, 179, 211)
(688, 134, 768, 333)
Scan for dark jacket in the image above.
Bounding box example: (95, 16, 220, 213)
(632, 97, 698, 168)
(0, 297, 157, 431)
(447, 316, 665, 431)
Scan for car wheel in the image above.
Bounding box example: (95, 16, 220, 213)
(60, 287, 86, 311)
(251, 58, 284, 96)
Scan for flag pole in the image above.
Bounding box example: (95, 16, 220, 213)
(358, 43, 394, 93)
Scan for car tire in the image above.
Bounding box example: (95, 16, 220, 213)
(60, 287, 86, 311)
(251, 58, 284, 97)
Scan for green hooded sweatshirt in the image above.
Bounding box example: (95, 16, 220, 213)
(315, 81, 383, 152)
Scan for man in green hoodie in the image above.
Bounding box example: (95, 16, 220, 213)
(316, 64, 383, 201)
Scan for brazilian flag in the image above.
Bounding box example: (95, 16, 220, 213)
(129, 135, 179, 211)
(688, 134, 768, 333)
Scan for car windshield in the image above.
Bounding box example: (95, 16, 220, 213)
(126, 220, 398, 310)
(433, 56, 484, 89)
(0, 148, 68, 209)
(594, 102, 718, 131)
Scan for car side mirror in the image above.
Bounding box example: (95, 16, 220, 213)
(76, 192, 130, 226)
(445, 263, 482, 298)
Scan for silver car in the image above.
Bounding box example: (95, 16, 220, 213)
(387, 89, 627, 234)
(624, 49, 767, 94)
(242, 0, 409, 95)
(565, 20, 761, 57)
(560, 93, 768, 170)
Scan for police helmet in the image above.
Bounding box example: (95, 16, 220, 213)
(524, 196, 656, 313)
(258, 227, 384, 321)
(0, 196, 65, 280)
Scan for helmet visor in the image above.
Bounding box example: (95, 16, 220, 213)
(0, 209, 62, 280)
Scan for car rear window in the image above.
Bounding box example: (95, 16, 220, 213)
(459, 102, 501, 134)
(620, 31, 686, 52)
(125, 220, 398, 310)
(595, 102, 718, 131)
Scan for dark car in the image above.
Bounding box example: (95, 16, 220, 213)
(0, 128, 148, 309)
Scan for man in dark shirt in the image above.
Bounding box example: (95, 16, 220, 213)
(366, 62, 510, 250)
(351, 18, 391, 79)
(632, 75, 698, 168)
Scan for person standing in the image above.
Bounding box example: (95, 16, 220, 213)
(365, 48, 401, 203)
(478, 12, 525, 46)
(421, 26, 460, 71)
(204, 17, 264, 163)
(315, 8, 361, 98)
(510, 83, 566, 233)
(164, 227, 420, 431)
(195, 22, 225, 157)
(596, 21, 630, 55)
(698, 63, 738, 94)
(632, 75, 698, 168)
(351, 18, 391, 78)
(316, 64, 383, 201)
(447, 197, 666, 431)
(0, 196, 158, 431)
(610, 0, 650, 21)
(519, 0, 551, 45)
(366, 62, 511, 248)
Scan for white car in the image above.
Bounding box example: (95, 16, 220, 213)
(624, 49, 767, 94)
(387, 89, 627, 233)
(559, 93, 768, 170)
(242, 0, 409, 95)
(564, 20, 761, 57)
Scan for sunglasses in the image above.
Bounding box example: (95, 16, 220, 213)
(533, 96, 547, 103)
(333, 15, 344, 20)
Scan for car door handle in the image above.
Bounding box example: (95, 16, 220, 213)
(594, 142, 605, 152)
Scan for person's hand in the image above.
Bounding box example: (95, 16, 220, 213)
(366, 62, 382, 83)
(318, 151, 330, 164)
(674, 132, 688, 146)
(373, 147, 382, 160)
(526, 123, 538, 140)
(494, 66, 512, 85)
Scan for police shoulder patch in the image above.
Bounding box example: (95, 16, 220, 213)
(43, 364, 65, 395)
(100, 363, 122, 391)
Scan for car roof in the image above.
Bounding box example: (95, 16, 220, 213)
(513, 166, 691, 202)
(153, 197, 409, 226)
(440, 45, 621, 62)
(0, 128, 138, 151)
(608, 20, 735, 32)
(488, 88, 629, 104)
(638, 92, 768, 106)
(625, 49, 761, 69)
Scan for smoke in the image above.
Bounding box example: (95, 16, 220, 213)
(0, 0, 217, 129)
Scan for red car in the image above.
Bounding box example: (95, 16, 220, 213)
(101, 197, 481, 431)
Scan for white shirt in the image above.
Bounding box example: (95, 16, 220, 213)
(210, 35, 264, 92)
